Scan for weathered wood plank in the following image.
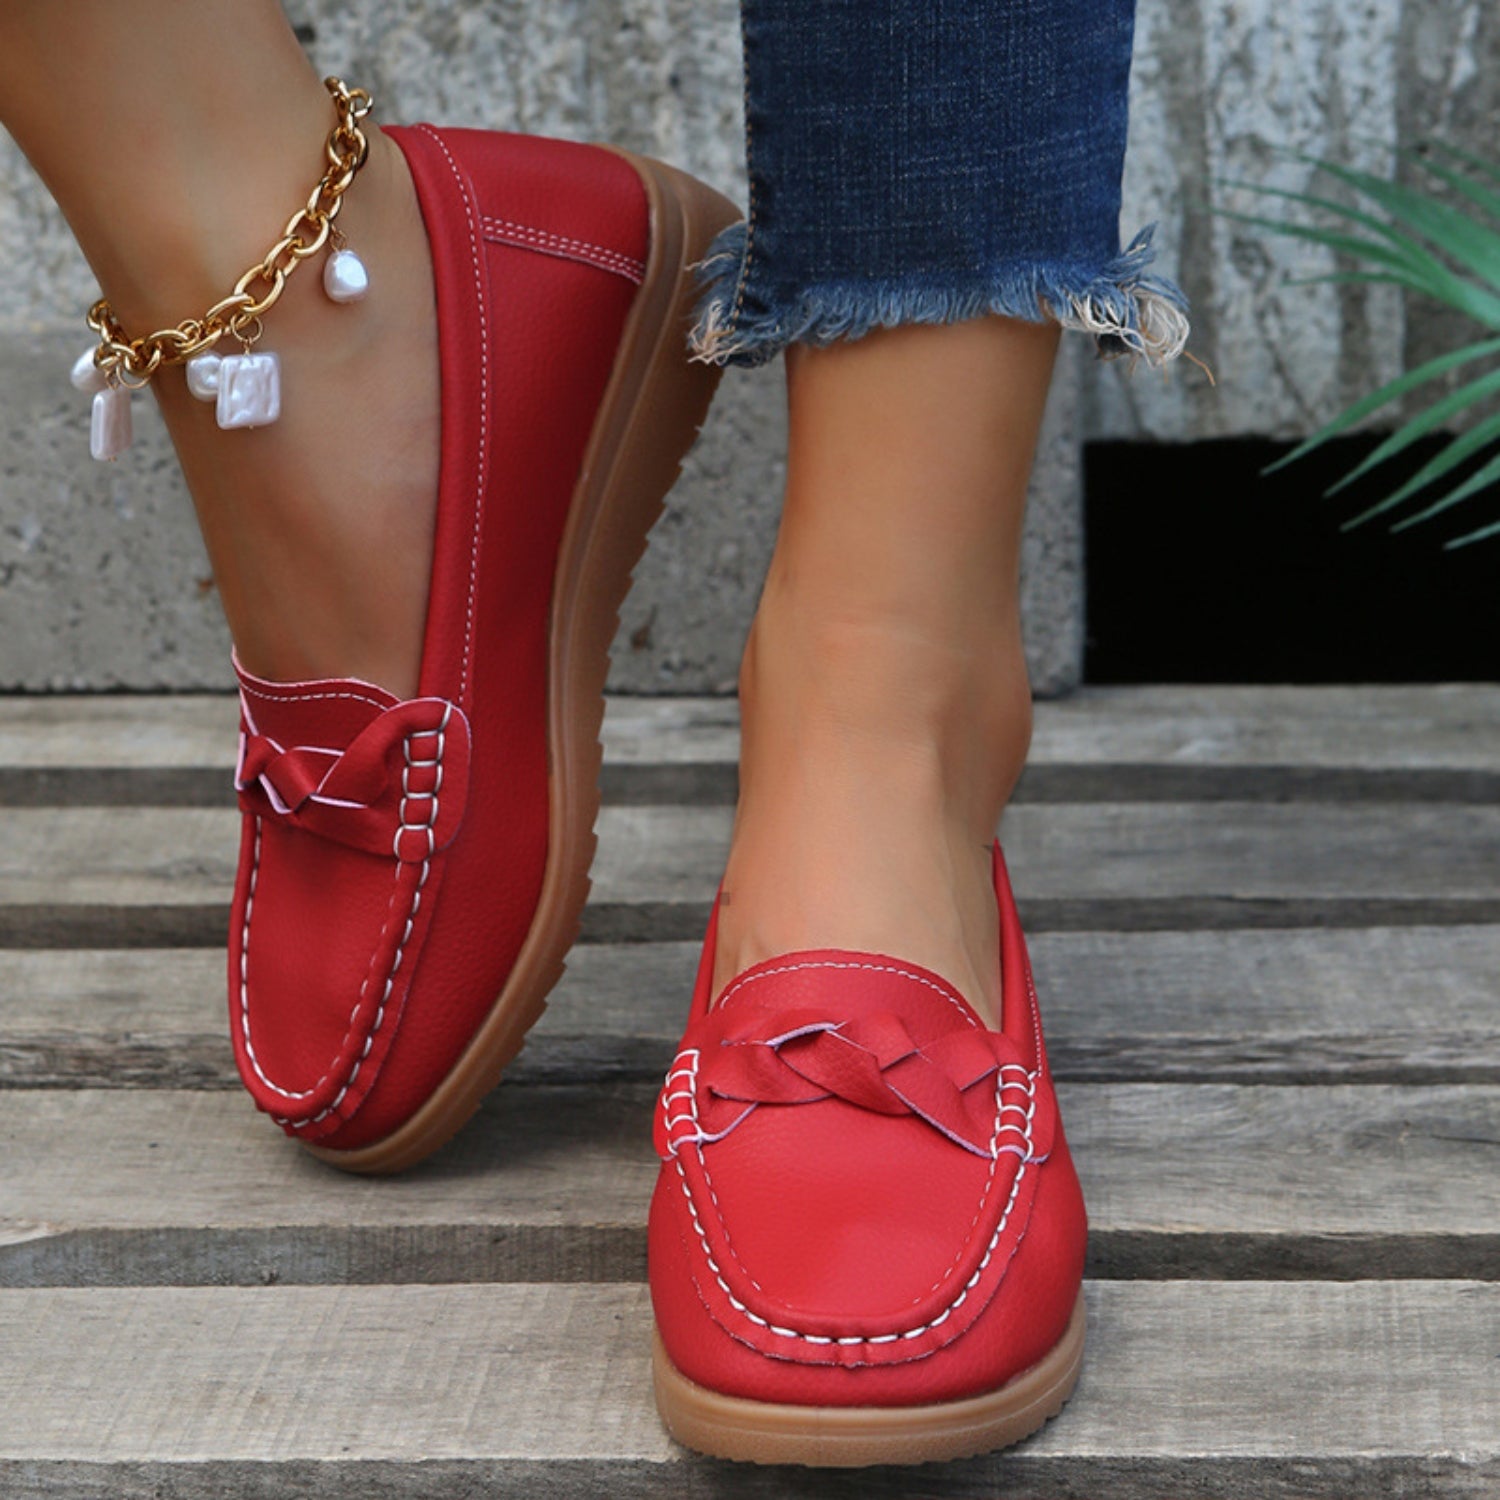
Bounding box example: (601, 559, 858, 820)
(0, 695, 744, 771)
(0, 904, 233, 950)
(6, 686, 1500, 771)
(8, 1456, 1493, 1500)
(4, 926, 1497, 1091)
(10, 895, 1500, 951)
(0, 808, 235, 905)
(4, 1084, 1497, 1285)
(2, 801, 1497, 911)
(998, 801, 1500, 901)
(0, 767, 232, 808)
(0, 695, 238, 769)
(0, 1282, 1494, 1499)
(11, 761, 1500, 809)
(1031, 924, 1500, 1084)
(1031, 683, 1500, 770)
(1013, 764, 1500, 803)
(600, 695, 743, 764)
(0, 762, 742, 810)
(0, 695, 743, 772)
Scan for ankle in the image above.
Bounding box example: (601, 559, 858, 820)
(149, 125, 440, 699)
(714, 579, 1029, 1018)
(738, 582, 1033, 829)
(81, 87, 338, 334)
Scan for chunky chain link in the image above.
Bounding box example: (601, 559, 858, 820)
(84, 78, 373, 385)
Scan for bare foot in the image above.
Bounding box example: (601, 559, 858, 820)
(707, 323, 1054, 1028)
(711, 589, 1033, 1028)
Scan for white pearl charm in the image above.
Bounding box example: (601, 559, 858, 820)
(90, 386, 134, 461)
(71, 348, 109, 394)
(185, 352, 223, 402)
(323, 247, 370, 303)
(215, 352, 281, 430)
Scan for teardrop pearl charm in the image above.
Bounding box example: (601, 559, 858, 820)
(185, 352, 222, 402)
(323, 248, 370, 304)
(71, 348, 109, 394)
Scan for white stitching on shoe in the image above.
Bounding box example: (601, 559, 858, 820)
(672, 1136, 1032, 1348)
(665, 1019, 1038, 1346)
(1024, 960, 1044, 1072)
(479, 215, 645, 283)
(291, 712, 449, 1128)
(238, 681, 392, 711)
(661, 1051, 766, 1295)
(244, 839, 412, 1112)
(292, 866, 429, 1129)
(238, 121, 491, 1126)
(918, 1068, 1037, 1300)
(413, 125, 486, 706)
(240, 709, 449, 1125)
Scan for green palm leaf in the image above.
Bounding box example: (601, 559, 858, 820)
(1306, 158, 1500, 285)
(1389, 446, 1500, 532)
(1404, 153, 1500, 229)
(1224, 143, 1500, 543)
(1447, 516, 1500, 549)
(1220, 179, 1447, 268)
(1222, 200, 1500, 327)
(1409, 139, 1500, 194)
(1264, 337, 1500, 473)
(1325, 364, 1500, 495)
(1344, 410, 1500, 528)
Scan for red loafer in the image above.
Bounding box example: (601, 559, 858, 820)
(228, 127, 737, 1172)
(648, 843, 1087, 1466)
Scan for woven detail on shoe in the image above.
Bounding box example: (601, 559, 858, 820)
(661, 1006, 1035, 1160)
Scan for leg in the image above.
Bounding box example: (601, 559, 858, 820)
(651, 0, 1188, 1466)
(690, 0, 1183, 1016)
(716, 317, 1058, 1021)
(0, 0, 438, 696)
(5, 5, 743, 1170)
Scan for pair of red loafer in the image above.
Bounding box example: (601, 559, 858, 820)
(225, 122, 1086, 1466)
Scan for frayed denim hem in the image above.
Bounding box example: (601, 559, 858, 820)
(689, 222, 1190, 370)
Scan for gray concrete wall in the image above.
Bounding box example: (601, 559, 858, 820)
(0, 0, 1494, 693)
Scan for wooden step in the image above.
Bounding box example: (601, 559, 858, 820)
(16, 758, 1500, 809)
(2, 800, 1497, 916)
(3, 1281, 1496, 1497)
(4, 690, 1496, 951)
(6, 685, 1499, 770)
(3, 924, 1498, 1091)
(4, 1083, 1497, 1286)
(2, 686, 1496, 1495)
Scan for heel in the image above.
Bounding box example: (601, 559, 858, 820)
(521, 153, 741, 1063)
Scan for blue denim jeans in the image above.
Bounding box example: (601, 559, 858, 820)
(691, 0, 1187, 368)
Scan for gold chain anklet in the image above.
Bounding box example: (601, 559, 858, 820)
(74, 76, 375, 460)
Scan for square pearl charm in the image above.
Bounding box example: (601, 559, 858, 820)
(216, 352, 282, 430)
(90, 387, 133, 462)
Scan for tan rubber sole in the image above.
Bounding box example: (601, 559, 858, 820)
(653, 1291, 1087, 1468)
(307, 153, 740, 1175)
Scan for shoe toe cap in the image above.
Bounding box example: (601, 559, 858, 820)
(651, 1102, 1087, 1408)
(230, 817, 428, 1135)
